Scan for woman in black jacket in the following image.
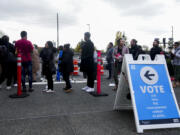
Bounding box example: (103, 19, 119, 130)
(0, 35, 16, 90)
(59, 44, 74, 93)
(40, 41, 56, 93)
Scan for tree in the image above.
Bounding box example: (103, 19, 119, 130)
(74, 40, 84, 53)
(142, 45, 149, 51)
(114, 31, 128, 46)
(0, 30, 5, 38)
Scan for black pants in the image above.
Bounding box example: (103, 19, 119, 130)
(63, 72, 71, 89)
(13, 64, 17, 84)
(0, 62, 14, 86)
(87, 70, 94, 88)
(6, 63, 13, 86)
(107, 62, 112, 78)
(45, 72, 53, 90)
(0, 63, 7, 85)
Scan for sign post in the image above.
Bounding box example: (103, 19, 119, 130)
(114, 54, 180, 133)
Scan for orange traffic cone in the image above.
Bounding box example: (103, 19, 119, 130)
(73, 59, 79, 75)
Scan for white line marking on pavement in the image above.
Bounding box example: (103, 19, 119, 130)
(27, 80, 88, 85)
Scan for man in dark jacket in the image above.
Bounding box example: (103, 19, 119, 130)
(150, 40, 163, 60)
(80, 32, 95, 92)
(129, 39, 144, 60)
(59, 44, 74, 93)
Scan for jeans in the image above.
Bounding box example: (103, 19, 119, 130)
(21, 61, 33, 89)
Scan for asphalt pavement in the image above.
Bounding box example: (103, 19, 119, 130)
(0, 71, 180, 135)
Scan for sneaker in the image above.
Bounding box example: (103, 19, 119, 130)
(42, 89, 48, 92)
(64, 89, 72, 93)
(46, 89, 55, 93)
(86, 88, 95, 92)
(82, 86, 89, 91)
(13, 83, 18, 87)
(29, 88, 34, 92)
(63, 87, 72, 90)
(6, 86, 11, 90)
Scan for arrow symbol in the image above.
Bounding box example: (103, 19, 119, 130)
(144, 70, 155, 80)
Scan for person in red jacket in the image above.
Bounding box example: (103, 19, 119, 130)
(15, 31, 34, 92)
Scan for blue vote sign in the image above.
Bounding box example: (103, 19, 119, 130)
(129, 64, 180, 125)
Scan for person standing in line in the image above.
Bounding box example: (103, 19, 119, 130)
(56, 45, 63, 81)
(80, 32, 95, 92)
(0, 37, 8, 89)
(0, 35, 16, 90)
(40, 41, 56, 93)
(150, 39, 163, 60)
(106, 42, 114, 79)
(129, 39, 145, 60)
(59, 44, 74, 93)
(113, 38, 129, 91)
(15, 31, 34, 92)
(32, 44, 40, 82)
(171, 42, 180, 88)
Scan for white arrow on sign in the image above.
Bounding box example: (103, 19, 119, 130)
(140, 67, 159, 85)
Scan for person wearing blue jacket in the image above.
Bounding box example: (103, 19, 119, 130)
(56, 46, 63, 81)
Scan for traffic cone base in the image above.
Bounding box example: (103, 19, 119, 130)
(89, 91, 108, 97)
(9, 93, 29, 98)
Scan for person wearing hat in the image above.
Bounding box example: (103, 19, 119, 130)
(171, 42, 180, 87)
(80, 32, 95, 92)
(59, 44, 74, 93)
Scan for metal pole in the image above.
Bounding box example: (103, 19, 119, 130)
(57, 13, 59, 48)
(172, 26, 174, 44)
(87, 24, 90, 33)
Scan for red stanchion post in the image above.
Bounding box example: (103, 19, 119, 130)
(97, 50, 101, 94)
(17, 53, 22, 96)
(89, 50, 108, 97)
(9, 52, 29, 98)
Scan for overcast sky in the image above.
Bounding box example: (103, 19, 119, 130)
(0, 0, 180, 50)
